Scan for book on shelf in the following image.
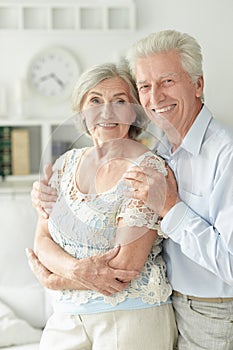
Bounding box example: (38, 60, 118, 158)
(0, 127, 31, 178)
(0, 126, 12, 177)
(11, 128, 30, 175)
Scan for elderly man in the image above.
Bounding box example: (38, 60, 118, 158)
(124, 30, 233, 349)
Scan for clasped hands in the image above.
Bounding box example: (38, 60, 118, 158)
(26, 245, 139, 296)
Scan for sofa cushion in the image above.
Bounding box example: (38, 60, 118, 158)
(1, 343, 39, 350)
(0, 193, 48, 328)
(0, 298, 42, 348)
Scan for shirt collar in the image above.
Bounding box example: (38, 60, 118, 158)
(156, 105, 213, 157)
(181, 105, 212, 156)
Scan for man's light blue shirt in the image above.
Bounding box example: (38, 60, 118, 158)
(156, 105, 233, 297)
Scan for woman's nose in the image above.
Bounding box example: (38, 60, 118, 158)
(101, 103, 113, 119)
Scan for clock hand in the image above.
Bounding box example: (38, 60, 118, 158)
(39, 73, 54, 82)
(50, 73, 65, 88)
(39, 73, 64, 88)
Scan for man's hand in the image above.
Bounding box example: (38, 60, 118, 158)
(123, 164, 179, 218)
(31, 164, 57, 218)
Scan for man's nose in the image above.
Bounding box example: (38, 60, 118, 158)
(150, 85, 165, 105)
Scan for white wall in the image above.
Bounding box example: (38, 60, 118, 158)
(0, 0, 233, 125)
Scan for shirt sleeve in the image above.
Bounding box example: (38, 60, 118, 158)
(161, 144, 233, 286)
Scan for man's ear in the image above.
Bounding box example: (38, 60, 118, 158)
(196, 76, 204, 98)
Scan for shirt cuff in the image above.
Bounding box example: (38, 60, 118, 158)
(160, 201, 192, 238)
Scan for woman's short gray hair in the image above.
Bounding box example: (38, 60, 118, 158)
(126, 30, 204, 100)
(72, 62, 149, 139)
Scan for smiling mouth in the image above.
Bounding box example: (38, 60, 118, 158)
(98, 123, 119, 127)
(153, 104, 176, 113)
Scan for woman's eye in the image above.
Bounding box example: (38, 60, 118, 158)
(90, 97, 100, 104)
(114, 99, 126, 104)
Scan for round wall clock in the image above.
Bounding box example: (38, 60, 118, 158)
(27, 47, 80, 100)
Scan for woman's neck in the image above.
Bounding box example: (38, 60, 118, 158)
(92, 138, 144, 162)
(76, 138, 149, 194)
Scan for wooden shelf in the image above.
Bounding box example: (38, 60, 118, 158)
(0, 176, 36, 194)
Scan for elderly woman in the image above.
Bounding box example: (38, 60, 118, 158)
(29, 62, 177, 350)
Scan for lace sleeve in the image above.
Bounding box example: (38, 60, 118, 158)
(48, 155, 64, 193)
(117, 153, 167, 238)
(48, 150, 74, 193)
(49, 148, 86, 194)
(117, 198, 160, 228)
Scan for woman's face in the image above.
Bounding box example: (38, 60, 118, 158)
(81, 77, 136, 144)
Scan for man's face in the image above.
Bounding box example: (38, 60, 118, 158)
(135, 50, 203, 138)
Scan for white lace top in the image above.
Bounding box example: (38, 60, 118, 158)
(48, 148, 172, 309)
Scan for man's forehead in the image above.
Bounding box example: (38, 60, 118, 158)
(136, 72, 181, 84)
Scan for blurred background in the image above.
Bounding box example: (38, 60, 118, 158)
(0, 0, 233, 124)
(0, 1, 233, 348)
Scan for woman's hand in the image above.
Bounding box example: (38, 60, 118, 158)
(31, 164, 57, 218)
(26, 247, 138, 296)
(35, 217, 139, 296)
(70, 246, 139, 295)
(26, 248, 86, 290)
(123, 164, 179, 218)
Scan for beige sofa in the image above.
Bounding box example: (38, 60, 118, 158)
(0, 193, 52, 349)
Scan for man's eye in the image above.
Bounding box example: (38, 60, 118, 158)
(138, 85, 149, 92)
(163, 79, 173, 86)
